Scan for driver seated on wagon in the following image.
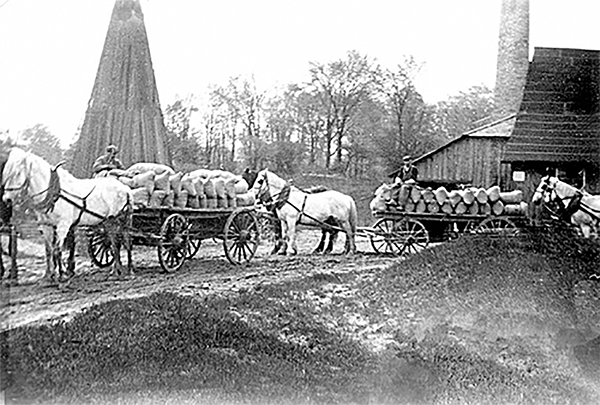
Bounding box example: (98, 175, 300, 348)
(387, 155, 418, 204)
(92, 144, 124, 178)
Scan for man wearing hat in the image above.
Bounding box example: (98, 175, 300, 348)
(391, 155, 418, 184)
(92, 144, 124, 178)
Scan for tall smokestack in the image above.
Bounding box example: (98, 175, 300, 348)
(493, 0, 529, 118)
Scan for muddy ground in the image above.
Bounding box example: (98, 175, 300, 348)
(0, 230, 392, 336)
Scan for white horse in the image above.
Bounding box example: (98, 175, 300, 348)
(250, 169, 357, 255)
(532, 175, 600, 238)
(2, 147, 133, 282)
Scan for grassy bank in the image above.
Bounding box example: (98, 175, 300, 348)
(1, 227, 599, 404)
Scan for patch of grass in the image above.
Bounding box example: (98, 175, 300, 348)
(1, 291, 377, 405)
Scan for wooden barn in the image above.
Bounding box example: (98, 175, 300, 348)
(412, 0, 528, 191)
(503, 47, 600, 200)
(412, 116, 514, 190)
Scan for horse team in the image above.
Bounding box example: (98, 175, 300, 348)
(0, 141, 598, 285)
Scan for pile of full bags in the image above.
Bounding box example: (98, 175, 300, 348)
(370, 183, 528, 216)
(110, 163, 255, 209)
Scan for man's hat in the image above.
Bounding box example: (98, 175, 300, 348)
(403, 155, 412, 162)
(106, 144, 118, 153)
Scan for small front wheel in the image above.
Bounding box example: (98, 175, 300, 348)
(370, 218, 404, 255)
(88, 227, 116, 268)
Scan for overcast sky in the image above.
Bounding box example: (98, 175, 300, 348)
(1, 0, 600, 147)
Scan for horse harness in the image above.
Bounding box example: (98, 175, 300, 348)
(258, 173, 341, 232)
(543, 179, 600, 222)
(5, 160, 129, 228)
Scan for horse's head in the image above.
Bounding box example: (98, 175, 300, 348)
(250, 169, 288, 205)
(1, 147, 31, 205)
(532, 175, 557, 205)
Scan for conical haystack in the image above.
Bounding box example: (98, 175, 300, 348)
(70, 0, 171, 177)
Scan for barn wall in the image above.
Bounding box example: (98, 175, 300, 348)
(415, 137, 511, 189)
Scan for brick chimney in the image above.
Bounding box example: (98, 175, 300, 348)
(493, 0, 529, 118)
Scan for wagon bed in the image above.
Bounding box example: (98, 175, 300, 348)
(88, 205, 259, 273)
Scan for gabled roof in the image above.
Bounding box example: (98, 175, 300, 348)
(414, 114, 515, 164)
(503, 47, 600, 163)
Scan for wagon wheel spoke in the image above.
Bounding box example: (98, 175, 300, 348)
(370, 218, 404, 255)
(158, 213, 188, 273)
(399, 219, 429, 256)
(224, 209, 259, 265)
(88, 227, 116, 268)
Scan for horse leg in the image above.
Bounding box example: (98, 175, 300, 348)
(63, 226, 76, 279)
(313, 230, 327, 254)
(39, 225, 59, 284)
(270, 216, 284, 255)
(286, 218, 298, 255)
(277, 219, 289, 255)
(341, 221, 356, 255)
(324, 231, 338, 254)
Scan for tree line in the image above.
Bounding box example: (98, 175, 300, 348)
(7, 50, 494, 179)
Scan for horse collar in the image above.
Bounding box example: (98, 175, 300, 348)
(32, 167, 62, 214)
(274, 183, 291, 209)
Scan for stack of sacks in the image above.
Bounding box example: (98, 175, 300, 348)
(370, 183, 528, 216)
(113, 163, 255, 209)
(185, 169, 255, 209)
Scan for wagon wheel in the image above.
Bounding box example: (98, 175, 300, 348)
(87, 227, 116, 268)
(475, 216, 519, 236)
(185, 238, 202, 259)
(158, 213, 189, 273)
(370, 218, 405, 255)
(223, 208, 259, 265)
(397, 218, 430, 255)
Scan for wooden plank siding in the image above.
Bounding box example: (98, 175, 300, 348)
(414, 135, 512, 190)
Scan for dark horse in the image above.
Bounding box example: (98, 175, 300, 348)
(242, 168, 340, 254)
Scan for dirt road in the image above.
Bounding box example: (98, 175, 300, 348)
(1, 230, 397, 332)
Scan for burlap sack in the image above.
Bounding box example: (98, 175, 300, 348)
(170, 172, 183, 195)
(203, 179, 216, 198)
(154, 171, 170, 191)
(127, 162, 175, 176)
(132, 171, 155, 194)
(149, 190, 167, 208)
(118, 176, 135, 188)
(213, 178, 226, 199)
(174, 190, 188, 208)
(131, 187, 150, 207)
(181, 175, 197, 197)
(236, 192, 256, 207)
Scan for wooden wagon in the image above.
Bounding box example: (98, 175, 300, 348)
(364, 183, 530, 255)
(87, 206, 260, 273)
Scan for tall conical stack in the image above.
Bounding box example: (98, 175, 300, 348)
(69, 0, 171, 178)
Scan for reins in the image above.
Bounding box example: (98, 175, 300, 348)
(257, 173, 344, 233)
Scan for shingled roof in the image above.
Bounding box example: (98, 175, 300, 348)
(503, 47, 600, 163)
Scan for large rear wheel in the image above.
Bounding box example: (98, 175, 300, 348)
(224, 208, 259, 265)
(397, 218, 429, 255)
(475, 217, 519, 236)
(158, 213, 188, 273)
